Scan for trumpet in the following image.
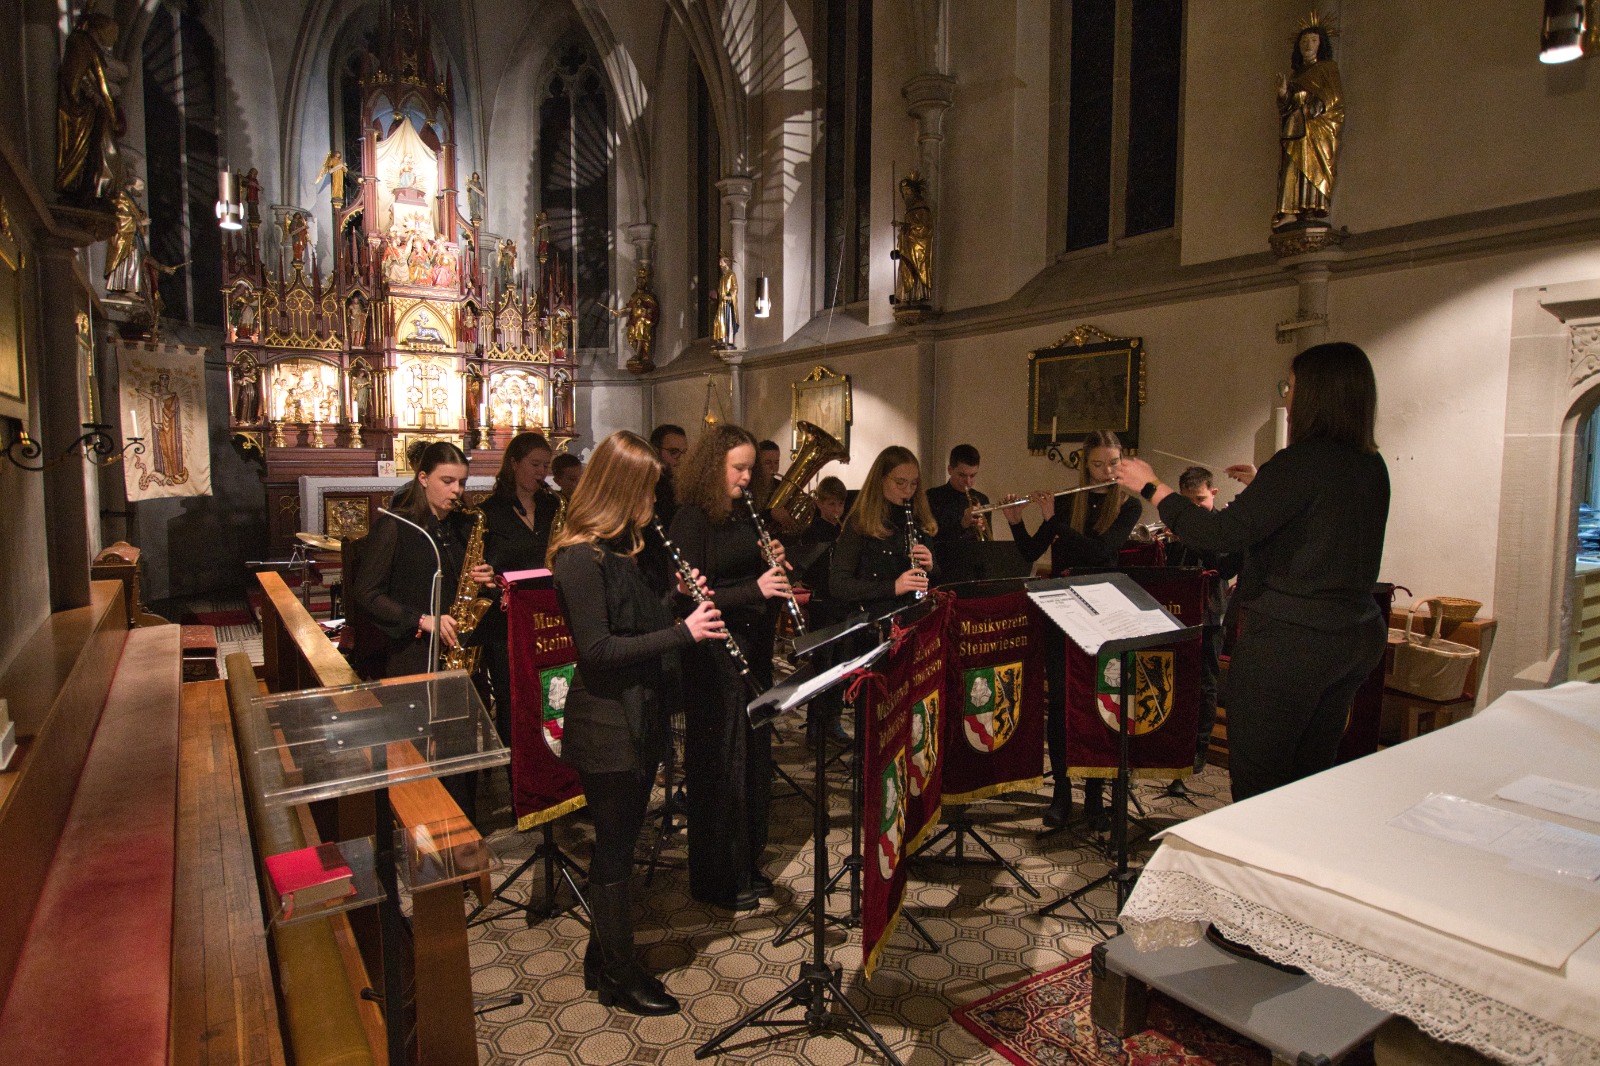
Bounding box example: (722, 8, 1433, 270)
(966, 482, 1115, 516)
(966, 488, 991, 541)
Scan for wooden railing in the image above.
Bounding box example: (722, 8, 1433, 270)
(254, 571, 486, 1066)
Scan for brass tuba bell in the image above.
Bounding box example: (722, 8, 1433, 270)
(767, 420, 848, 528)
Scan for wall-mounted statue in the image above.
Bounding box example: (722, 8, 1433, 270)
(466, 171, 485, 224)
(105, 177, 149, 294)
(891, 170, 933, 311)
(55, 13, 124, 205)
(611, 264, 659, 373)
(711, 255, 738, 351)
(285, 211, 310, 265)
(233, 356, 260, 424)
(1273, 14, 1343, 231)
(498, 238, 517, 290)
(316, 151, 348, 204)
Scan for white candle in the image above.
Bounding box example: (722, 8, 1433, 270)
(1051, 416, 1058, 444)
(131, 410, 141, 439)
(479, 402, 488, 426)
(1273, 405, 1289, 452)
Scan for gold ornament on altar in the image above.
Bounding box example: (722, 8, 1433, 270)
(1273, 11, 1343, 232)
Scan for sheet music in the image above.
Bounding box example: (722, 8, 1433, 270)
(1389, 792, 1600, 881)
(1028, 585, 1179, 655)
(1496, 776, 1600, 825)
(776, 643, 887, 712)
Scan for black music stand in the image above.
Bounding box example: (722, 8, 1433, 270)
(697, 641, 906, 1065)
(1025, 574, 1202, 938)
(467, 816, 590, 928)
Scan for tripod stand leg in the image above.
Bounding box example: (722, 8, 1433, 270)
(900, 910, 938, 951)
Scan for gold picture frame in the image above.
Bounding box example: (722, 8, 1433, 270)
(0, 197, 27, 423)
(790, 365, 852, 458)
(1026, 325, 1145, 453)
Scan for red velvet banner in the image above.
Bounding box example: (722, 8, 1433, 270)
(860, 598, 948, 978)
(1064, 568, 1206, 779)
(941, 590, 1047, 804)
(506, 584, 586, 829)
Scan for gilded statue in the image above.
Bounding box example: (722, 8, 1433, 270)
(892, 170, 932, 308)
(498, 238, 517, 289)
(1274, 14, 1343, 230)
(316, 151, 348, 203)
(610, 264, 659, 373)
(711, 255, 738, 350)
(105, 177, 149, 294)
(55, 14, 124, 204)
(285, 212, 310, 265)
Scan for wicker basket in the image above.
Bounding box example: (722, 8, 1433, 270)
(1431, 596, 1483, 624)
(1386, 599, 1480, 702)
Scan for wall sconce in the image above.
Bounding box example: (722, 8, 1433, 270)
(215, 170, 243, 230)
(3, 423, 144, 472)
(1541, 0, 1589, 63)
(753, 274, 771, 318)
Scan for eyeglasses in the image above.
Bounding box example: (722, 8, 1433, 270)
(888, 477, 919, 491)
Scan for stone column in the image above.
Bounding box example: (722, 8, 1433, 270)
(915, 334, 937, 463)
(716, 175, 753, 351)
(728, 358, 747, 427)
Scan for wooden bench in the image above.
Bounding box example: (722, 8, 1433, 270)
(254, 570, 487, 1066)
(0, 587, 182, 1065)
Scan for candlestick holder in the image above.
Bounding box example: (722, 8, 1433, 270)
(477, 424, 493, 450)
(310, 416, 327, 448)
(348, 420, 365, 449)
(269, 419, 288, 448)
(2, 423, 145, 471)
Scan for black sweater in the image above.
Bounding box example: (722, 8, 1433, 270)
(476, 490, 562, 643)
(829, 508, 938, 619)
(551, 541, 694, 773)
(926, 483, 988, 545)
(1009, 491, 1142, 574)
(351, 509, 472, 640)
(1156, 438, 1389, 631)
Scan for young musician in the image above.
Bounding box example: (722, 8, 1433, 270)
(1115, 342, 1390, 803)
(478, 432, 562, 745)
(350, 440, 494, 817)
(796, 476, 850, 746)
(552, 452, 583, 496)
(829, 446, 938, 622)
(548, 430, 726, 1016)
(668, 424, 792, 911)
(927, 443, 990, 545)
(1165, 467, 1240, 775)
(1001, 431, 1141, 830)
(650, 423, 688, 525)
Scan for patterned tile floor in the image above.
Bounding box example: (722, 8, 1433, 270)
(467, 723, 1233, 1065)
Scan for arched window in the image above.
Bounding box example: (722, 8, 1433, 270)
(141, 6, 223, 325)
(539, 40, 613, 351)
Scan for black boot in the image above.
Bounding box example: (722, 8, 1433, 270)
(587, 879, 678, 1015)
(584, 937, 665, 995)
(1042, 779, 1072, 828)
(1083, 779, 1109, 833)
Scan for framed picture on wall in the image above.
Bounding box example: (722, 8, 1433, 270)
(1026, 325, 1144, 453)
(0, 197, 27, 423)
(791, 364, 852, 459)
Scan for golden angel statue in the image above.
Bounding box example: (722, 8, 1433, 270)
(55, 14, 124, 204)
(892, 170, 933, 308)
(1274, 14, 1343, 230)
(316, 151, 348, 203)
(711, 255, 738, 350)
(105, 178, 149, 294)
(610, 264, 660, 373)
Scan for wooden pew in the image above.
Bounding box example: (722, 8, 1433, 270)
(253, 570, 486, 1066)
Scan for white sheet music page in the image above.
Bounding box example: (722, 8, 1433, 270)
(1496, 775, 1600, 825)
(1028, 583, 1179, 655)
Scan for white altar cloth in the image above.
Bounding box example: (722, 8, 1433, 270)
(1120, 683, 1600, 1066)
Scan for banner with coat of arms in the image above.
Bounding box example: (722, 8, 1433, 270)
(1064, 568, 1206, 778)
(859, 598, 948, 979)
(116, 339, 212, 501)
(507, 584, 586, 828)
(941, 589, 1046, 804)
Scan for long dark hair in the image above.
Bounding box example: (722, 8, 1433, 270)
(399, 440, 469, 517)
(676, 423, 758, 522)
(1068, 430, 1131, 535)
(1289, 342, 1378, 454)
(491, 431, 551, 498)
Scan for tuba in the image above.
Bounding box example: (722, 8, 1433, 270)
(767, 420, 847, 528)
(441, 506, 493, 673)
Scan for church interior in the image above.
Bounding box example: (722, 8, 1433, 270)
(1, 0, 1598, 1064)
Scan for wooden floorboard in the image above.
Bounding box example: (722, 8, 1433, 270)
(171, 680, 285, 1066)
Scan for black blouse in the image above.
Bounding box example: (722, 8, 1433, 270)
(1009, 490, 1142, 574)
(829, 507, 937, 620)
(351, 508, 472, 639)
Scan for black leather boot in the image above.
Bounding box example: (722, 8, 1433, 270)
(1042, 779, 1072, 828)
(1083, 778, 1109, 833)
(584, 936, 665, 995)
(587, 879, 678, 1015)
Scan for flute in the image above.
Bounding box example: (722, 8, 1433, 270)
(651, 518, 757, 692)
(966, 482, 1114, 516)
(741, 489, 807, 635)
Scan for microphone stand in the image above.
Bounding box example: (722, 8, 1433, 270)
(379, 507, 443, 668)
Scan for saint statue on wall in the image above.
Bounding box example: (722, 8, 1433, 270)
(55, 13, 123, 205)
(611, 264, 659, 374)
(891, 170, 933, 312)
(711, 255, 738, 351)
(1273, 13, 1343, 231)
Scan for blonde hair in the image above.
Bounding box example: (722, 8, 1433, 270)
(1068, 430, 1131, 536)
(844, 446, 938, 540)
(545, 431, 661, 564)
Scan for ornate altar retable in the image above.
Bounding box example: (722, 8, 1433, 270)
(221, 4, 579, 547)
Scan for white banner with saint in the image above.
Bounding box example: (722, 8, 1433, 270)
(117, 339, 212, 500)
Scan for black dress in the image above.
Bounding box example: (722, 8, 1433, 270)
(479, 490, 562, 744)
(1156, 439, 1390, 800)
(668, 501, 778, 904)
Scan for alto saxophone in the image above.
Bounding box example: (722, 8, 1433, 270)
(442, 505, 492, 673)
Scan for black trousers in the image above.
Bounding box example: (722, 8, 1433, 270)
(1195, 623, 1224, 761)
(1044, 638, 1104, 809)
(683, 638, 774, 903)
(579, 768, 654, 884)
(1224, 611, 1386, 803)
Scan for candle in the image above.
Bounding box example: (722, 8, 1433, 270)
(349, 392, 357, 424)
(479, 402, 488, 426)
(1051, 416, 1058, 444)
(131, 410, 141, 439)
(1273, 405, 1289, 452)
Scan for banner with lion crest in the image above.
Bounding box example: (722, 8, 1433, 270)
(941, 589, 1046, 804)
(507, 583, 586, 828)
(116, 339, 211, 501)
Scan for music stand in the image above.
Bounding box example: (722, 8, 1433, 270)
(697, 640, 906, 1065)
(467, 817, 590, 928)
(1025, 574, 1202, 937)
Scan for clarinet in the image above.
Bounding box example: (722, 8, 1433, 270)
(651, 518, 757, 691)
(741, 489, 807, 636)
(905, 503, 928, 601)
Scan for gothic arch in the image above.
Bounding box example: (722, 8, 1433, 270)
(665, 0, 750, 175)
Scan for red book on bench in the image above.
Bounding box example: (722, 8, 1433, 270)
(265, 842, 356, 918)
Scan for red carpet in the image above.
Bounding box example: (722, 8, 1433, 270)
(951, 954, 1373, 1066)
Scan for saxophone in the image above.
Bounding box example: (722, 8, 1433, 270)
(441, 505, 492, 673)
